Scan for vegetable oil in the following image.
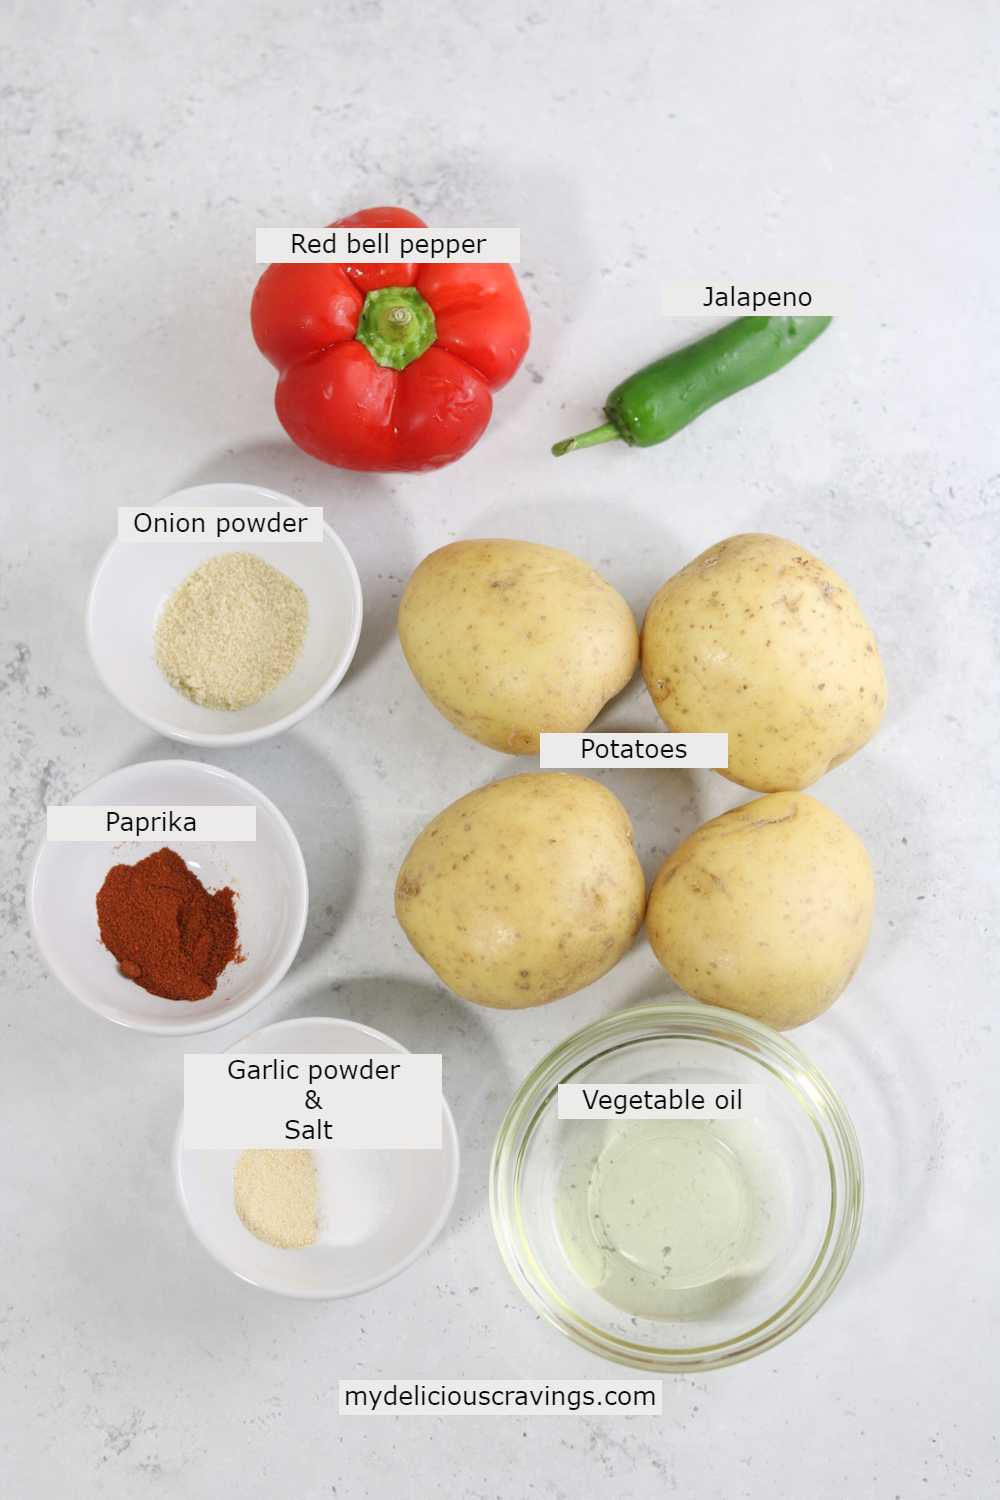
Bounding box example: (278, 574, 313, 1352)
(554, 1117, 784, 1319)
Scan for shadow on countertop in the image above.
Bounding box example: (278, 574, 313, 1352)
(175, 439, 417, 684)
(125, 731, 364, 967)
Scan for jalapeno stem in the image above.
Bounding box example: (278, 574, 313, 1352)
(551, 421, 621, 457)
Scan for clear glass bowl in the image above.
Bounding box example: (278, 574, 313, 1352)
(490, 1002, 862, 1372)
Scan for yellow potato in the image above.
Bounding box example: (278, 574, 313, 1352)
(395, 773, 645, 1008)
(641, 533, 886, 791)
(646, 792, 874, 1029)
(399, 539, 638, 754)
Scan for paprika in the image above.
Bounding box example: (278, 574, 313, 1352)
(251, 206, 530, 473)
(96, 847, 241, 1001)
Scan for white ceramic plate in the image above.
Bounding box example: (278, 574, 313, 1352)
(86, 483, 363, 747)
(28, 759, 308, 1035)
(175, 1016, 460, 1298)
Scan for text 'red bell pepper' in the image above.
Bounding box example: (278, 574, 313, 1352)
(251, 207, 531, 473)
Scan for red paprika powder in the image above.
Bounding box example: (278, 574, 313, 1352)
(96, 847, 241, 1001)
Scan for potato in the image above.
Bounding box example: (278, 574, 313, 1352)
(641, 533, 886, 791)
(395, 773, 645, 1008)
(646, 792, 874, 1029)
(399, 539, 638, 754)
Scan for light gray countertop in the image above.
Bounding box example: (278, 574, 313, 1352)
(3, 2, 997, 1495)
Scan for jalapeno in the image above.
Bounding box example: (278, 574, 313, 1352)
(552, 315, 832, 457)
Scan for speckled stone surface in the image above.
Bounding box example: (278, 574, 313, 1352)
(3, 3, 997, 1495)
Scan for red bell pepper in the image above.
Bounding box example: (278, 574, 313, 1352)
(251, 206, 530, 473)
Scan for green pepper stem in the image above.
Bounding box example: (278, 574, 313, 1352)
(356, 287, 436, 370)
(551, 421, 621, 457)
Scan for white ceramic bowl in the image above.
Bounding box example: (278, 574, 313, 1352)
(86, 483, 363, 747)
(28, 759, 308, 1036)
(175, 1016, 461, 1298)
